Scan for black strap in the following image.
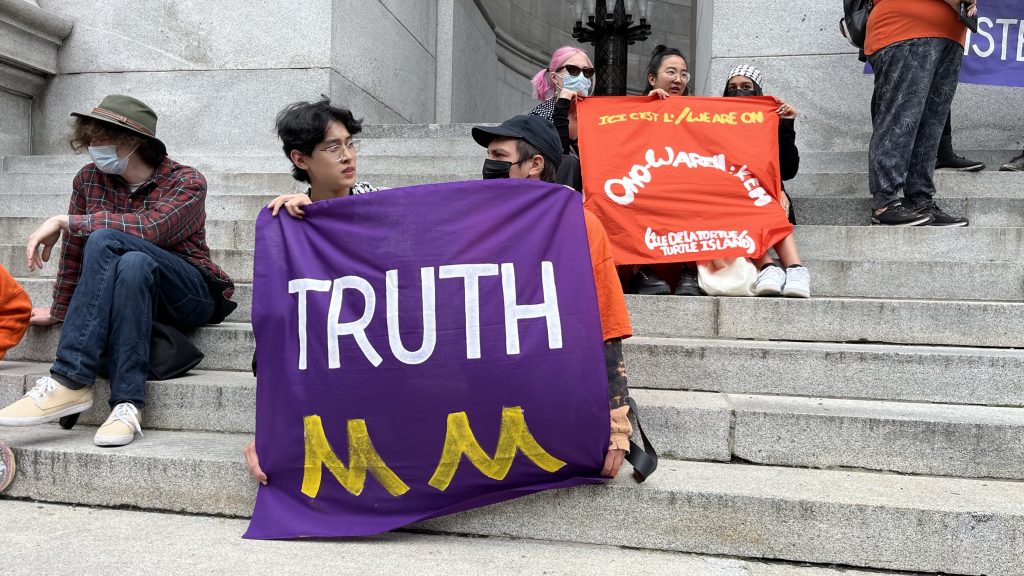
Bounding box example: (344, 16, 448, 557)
(623, 396, 658, 482)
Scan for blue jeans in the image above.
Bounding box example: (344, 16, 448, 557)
(51, 229, 215, 407)
(868, 38, 962, 210)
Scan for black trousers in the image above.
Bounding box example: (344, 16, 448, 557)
(868, 38, 962, 210)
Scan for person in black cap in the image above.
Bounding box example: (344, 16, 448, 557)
(472, 115, 637, 479)
(0, 95, 236, 447)
(474, 114, 565, 182)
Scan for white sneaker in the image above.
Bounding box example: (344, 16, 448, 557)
(782, 266, 811, 298)
(94, 403, 144, 447)
(754, 265, 785, 296)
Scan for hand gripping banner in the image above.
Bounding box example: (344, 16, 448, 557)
(577, 96, 793, 264)
(244, 180, 609, 539)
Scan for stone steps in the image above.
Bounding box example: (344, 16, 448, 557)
(800, 149, 1024, 173)
(3, 360, 1023, 480)
(14, 260, 1024, 310)
(6, 187, 1015, 228)
(4, 501, 888, 576)
(16, 332, 1019, 409)
(786, 171, 1024, 227)
(6, 223, 1020, 260)
(3, 131, 1021, 574)
(0, 171, 479, 197)
(626, 337, 1024, 406)
(2, 424, 1021, 574)
(7, 295, 1023, 376)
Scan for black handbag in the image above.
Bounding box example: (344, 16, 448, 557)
(147, 321, 204, 380)
(840, 0, 874, 59)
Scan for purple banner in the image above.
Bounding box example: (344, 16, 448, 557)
(244, 179, 609, 539)
(961, 1, 1024, 87)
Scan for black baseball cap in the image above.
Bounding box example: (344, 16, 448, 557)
(472, 115, 563, 169)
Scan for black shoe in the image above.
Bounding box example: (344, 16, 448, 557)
(674, 268, 702, 296)
(918, 202, 969, 227)
(1000, 151, 1024, 172)
(630, 266, 670, 295)
(871, 201, 933, 226)
(936, 154, 985, 172)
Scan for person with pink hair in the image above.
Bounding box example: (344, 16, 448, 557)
(529, 47, 595, 194)
(530, 46, 595, 118)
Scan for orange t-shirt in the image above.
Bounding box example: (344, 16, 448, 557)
(865, 0, 966, 55)
(584, 210, 632, 342)
(0, 265, 31, 360)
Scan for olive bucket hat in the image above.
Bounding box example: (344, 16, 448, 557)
(71, 94, 167, 157)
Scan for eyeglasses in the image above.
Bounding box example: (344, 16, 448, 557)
(556, 64, 596, 79)
(316, 139, 360, 158)
(662, 69, 691, 82)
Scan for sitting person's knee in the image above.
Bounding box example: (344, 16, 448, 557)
(114, 251, 158, 281)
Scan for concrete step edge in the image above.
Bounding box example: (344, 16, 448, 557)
(3, 426, 1021, 574)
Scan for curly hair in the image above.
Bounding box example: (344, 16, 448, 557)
(69, 116, 165, 167)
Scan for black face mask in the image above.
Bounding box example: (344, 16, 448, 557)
(482, 159, 514, 179)
(726, 88, 759, 97)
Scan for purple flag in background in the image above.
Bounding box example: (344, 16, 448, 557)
(862, 1, 1024, 88)
(244, 179, 609, 539)
(961, 1, 1024, 87)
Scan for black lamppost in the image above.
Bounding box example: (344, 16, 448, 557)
(572, 0, 653, 96)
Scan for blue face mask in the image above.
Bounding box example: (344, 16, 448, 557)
(562, 73, 592, 96)
(88, 145, 135, 175)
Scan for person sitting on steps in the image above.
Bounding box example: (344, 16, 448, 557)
(721, 65, 811, 298)
(0, 95, 237, 447)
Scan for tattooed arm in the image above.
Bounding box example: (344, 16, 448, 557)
(602, 338, 633, 478)
(605, 338, 629, 409)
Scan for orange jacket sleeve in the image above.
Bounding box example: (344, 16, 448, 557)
(0, 265, 31, 360)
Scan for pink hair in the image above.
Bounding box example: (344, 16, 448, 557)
(531, 46, 592, 101)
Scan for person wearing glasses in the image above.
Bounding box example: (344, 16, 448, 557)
(628, 46, 697, 296)
(645, 44, 691, 99)
(264, 99, 384, 219)
(244, 98, 384, 484)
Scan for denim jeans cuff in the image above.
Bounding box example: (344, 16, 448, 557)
(50, 370, 89, 390)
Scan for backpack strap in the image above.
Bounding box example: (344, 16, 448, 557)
(623, 396, 659, 482)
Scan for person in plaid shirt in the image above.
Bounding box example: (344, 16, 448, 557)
(0, 95, 236, 446)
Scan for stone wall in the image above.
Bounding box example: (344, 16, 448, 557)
(30, 0, 436, 155)
(0, 0, 71, 155)
(476, 0, 693, 120)
(708, 0, 1024, 151)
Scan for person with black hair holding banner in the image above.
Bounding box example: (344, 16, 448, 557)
(244, 98, 385, 485)
(264, 99, 385, 218)
(636, 45, 698, 296)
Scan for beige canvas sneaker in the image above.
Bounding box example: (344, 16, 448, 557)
(94, 403, 144, 447)
(0, 377, 93, 426)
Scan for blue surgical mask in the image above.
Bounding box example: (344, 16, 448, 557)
(562, 73, 592, 96)
(88, 145, 135, 175)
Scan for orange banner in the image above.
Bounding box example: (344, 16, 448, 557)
(577, 96, 794, 263)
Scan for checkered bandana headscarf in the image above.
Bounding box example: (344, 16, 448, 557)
(727, 64, 763, 88)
